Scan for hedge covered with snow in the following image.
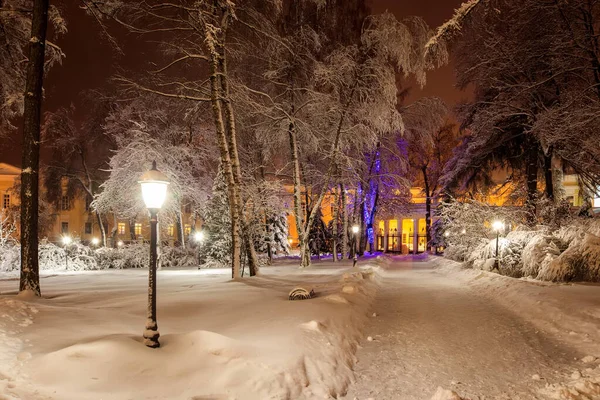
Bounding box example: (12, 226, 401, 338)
(0, 241, 200, 273)
(445, 220, 600, 282)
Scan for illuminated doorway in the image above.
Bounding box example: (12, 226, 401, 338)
(402, 219, 414, 253)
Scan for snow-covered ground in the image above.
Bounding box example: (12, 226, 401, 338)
(0, 259, 378, 400)
(345, 256, 600, 400)
(2, 256, 599, 400)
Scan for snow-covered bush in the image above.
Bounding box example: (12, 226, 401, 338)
(521, 234, 563, 278)
(161, 246, 198, 269)
(539, 220, 600, 282)
(0, 244, 20, 272)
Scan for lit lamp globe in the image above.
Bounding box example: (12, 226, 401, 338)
(91, 238, 100, 246)
(194, 231, 204, 242)
(492, 220, 505, 232)
(62, 236, 72, 246)
(139, 161, 170, 211)
(352, 225, 359, 234)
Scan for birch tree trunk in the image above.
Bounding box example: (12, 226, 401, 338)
(96, 211, 106, 247)
(176, 211, 185, 247)
(288, 121, 309, 266)
(340, 183, 348, 259)
(217, 42, 259, 276)
(19, 0, 49, 296)
(206, 50, 242, 279)
(332, 187, 339, 262)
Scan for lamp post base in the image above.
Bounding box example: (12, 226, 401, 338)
(143, 319, 160, 348)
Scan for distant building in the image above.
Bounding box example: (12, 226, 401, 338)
(0, 163, 198, 245)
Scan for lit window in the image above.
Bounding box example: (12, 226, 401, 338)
(184, 224, 191, 235)
(85, 223, 92, 234)
(61, 222, 69, 234)
(168, 225, 175, 237)
(2, 194, 9, 209)
(135, 223, 142, 236)
(117, 223, 126, 235)
(61, 196, 70, 211)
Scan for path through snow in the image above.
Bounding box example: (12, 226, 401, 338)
(345, 258, 596, 400)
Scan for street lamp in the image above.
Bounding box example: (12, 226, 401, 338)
(117, 240, 124, 247)
(352, 225, 359, 267)
(193, 231, 204, 243)
(62, 235, 71, 269)
(492, 220, 505, 272)
(91, 237, 99, 246)
(139, 161, 170, 348)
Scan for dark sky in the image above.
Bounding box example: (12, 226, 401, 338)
(3, 0, 470, 164)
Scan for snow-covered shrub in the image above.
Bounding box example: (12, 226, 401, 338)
(521, 234, 563, 278)
(467, 230, 538, 277)
(537, 240, 585, 282)
(37, 241, 98, 271)
(0, 244, 20, 272)
(161, 246, 197, 268)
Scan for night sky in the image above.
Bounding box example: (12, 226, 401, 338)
(2, 0, 469, 164)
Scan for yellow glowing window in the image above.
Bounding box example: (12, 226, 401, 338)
(117, 223, 125, 235)
(168, 225, 175, 237)
(184, 224, 191, 235)
(134, 223, 142, 236)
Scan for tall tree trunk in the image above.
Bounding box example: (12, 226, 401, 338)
(525, 139, 539, 226)
(544, 151, 554, 201)
(551, 154, 565, 201)
(288, 122, 309, 267)
(176, 211, 185, 247)
(111, 214, 118, 248)
(422, 166, 432, 252)
(218, 40, 259, 277)
(19, 0, 49, 296)
(264, 212, 273, 265)
(204, 37, 241, 279)
(332, 187, 339, 262)
(340, 183, 348, 259)
(96, 211, 106, 247)
(129, 218, 136, 241)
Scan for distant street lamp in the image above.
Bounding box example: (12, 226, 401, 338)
(352, 225, 360, 267)
(193, 231, 204, 243)
(139, 161, 170, 348)
(492, 220, 505, 272)
(62, 235, 71, 269)
(91, 237, 100, 246)
(117, 240, 124, 247)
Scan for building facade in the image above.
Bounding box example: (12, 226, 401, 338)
(0, 163, 198, 245)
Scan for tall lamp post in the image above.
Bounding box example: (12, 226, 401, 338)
(492, 220, 504, 272)
(139, 161, 170, 348)
(352, 225, 359, 267)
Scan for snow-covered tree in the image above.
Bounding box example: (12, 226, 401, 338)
(198, 167, 232, 268)
(0, 0, 65, 133)
(43, 94, 115, 246)
(93, 96, 213, 246)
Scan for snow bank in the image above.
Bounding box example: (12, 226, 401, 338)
(0, 261, 379, 399)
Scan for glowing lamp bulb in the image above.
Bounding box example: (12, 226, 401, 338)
(352, 225, 360, 234)
(91, 238, 100, 246)
(194, 231, 204, 242)
(138, 161, 170, 210)
(117, 241, 124, 247)
(492, 220, 505, 232)
(62, 236, 72, 245)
